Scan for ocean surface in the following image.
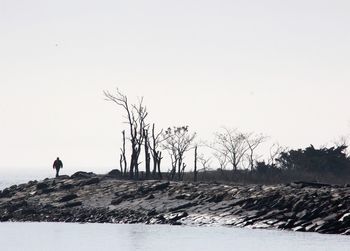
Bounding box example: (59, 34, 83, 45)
(0, 177, 42, 190)
(0, 223, 349, 251)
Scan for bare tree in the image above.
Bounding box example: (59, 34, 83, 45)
(143, 128, 151, 179)
(245, 133, 267, 171)
(213, 150, 228, 171)
(194, 145, 198, 182)
(120, 130, 127, 175)
(162, 126, 196, 180)
(104, 89, 148, 179)
(212, 128, 249, 171)
(198, 154, 212, 172)
(268, 142, 287, 166)
(148, 124, 165, 179)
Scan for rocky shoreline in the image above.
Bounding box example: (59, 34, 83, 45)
(0, 171, 349, 235)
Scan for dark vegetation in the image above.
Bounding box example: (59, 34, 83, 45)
(104, 89, 350, 185)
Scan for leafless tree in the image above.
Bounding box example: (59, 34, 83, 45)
(245, 133, 267, 171)
(120, 130, 127, 175)
(148, 124, 165, 179)
(104, 89, 148, 179)
(198, 154, 212, 172)
(268, 142, 287, 166)
(194, 145, 198, 182)
(143, 128, 151, 179)
(212, 128, 249, 171)
(162, 126, 196, 180)
(212, 150, 228, 171)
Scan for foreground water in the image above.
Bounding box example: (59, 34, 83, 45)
(0, 223, 349, 251)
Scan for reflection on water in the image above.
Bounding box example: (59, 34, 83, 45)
(0, 223, 349, 251)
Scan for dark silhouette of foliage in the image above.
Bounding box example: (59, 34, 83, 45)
(276, 145, 350, 175)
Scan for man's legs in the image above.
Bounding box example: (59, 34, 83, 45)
(56, 168, 60, 177)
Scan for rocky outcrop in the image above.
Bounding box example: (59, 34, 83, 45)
(0, 172, 349, 235)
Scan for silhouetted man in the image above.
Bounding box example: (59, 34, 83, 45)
(53, 157, 63, 178)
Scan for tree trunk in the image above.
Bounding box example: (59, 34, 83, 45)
(157, 151, 162, 179)
(130, 146, 136, 179)
(122, 130, 127, 176)
(152, 152, 157, 178)
(144, 129, 151, 179)
(194, 146, 198, 182)
(177, 157, 183, 180)
(119, 154, 123, 174)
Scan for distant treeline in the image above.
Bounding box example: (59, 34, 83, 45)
(105, 89, 350, 184)
(182, 145, 350, 184)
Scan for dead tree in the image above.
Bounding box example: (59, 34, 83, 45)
(156, 151, 163, 179)
(212, 128, 249, 171)
(131, 100, 148, 179)
(104, 89, 148, 179)
(120, 130, 127, 176)
(268, 142, 287, 166)
(198, 154, 212, 172)
(213, 150, 228, 171)
(119, 154, 123, 174)
(194, 145, 198, 182)
(143, 128, 151, 179)
(162, 126, 196, 181)
(245, 133, 267, 171)
(148, 124, 164, 179)
(181, 163, 187, 180)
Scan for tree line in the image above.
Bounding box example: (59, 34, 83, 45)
(104, 89, 350, 184)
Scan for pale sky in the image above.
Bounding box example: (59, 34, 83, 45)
(1, 0, 350, 176)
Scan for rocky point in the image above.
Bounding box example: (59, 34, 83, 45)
(0, 171, 349, 235)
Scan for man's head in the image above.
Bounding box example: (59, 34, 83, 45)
(57, 157, 60, 160)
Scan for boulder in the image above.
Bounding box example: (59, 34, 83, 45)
(7, 201, 28, 212)
(60, 183, 75, 190)
(36, 182, 49, 190)
(42, 188, 55, 194)
(339, 213, 350, 222)
(151, 182, 170, 191)
(0, 188, 13, 198)
(168, 202, 195, 212)
(80, 177, 100, 186)
(106, 169, 122, 178)
(71, 171, 96, 179)
(65, 201, 82, 208)
(111, 198, 123, 205)
(59, 194, 78, 203)
(166, 211, 188, 221)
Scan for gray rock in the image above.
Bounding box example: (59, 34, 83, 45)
(59, 194, 78, 203)
(65, 201, 82, 208)
(106, 169, 122, 178)
(151, 182, 170, 191)
(71, 171, 96, 179)
(80, 177, 100, 186)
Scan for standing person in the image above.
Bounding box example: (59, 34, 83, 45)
(53, 157, 63, 178)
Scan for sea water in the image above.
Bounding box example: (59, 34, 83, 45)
(0, 223, 349, 251)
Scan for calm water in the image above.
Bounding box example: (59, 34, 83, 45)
(0, 223, 349, 251)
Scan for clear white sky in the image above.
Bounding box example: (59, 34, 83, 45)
(1, 0, 350, 176)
